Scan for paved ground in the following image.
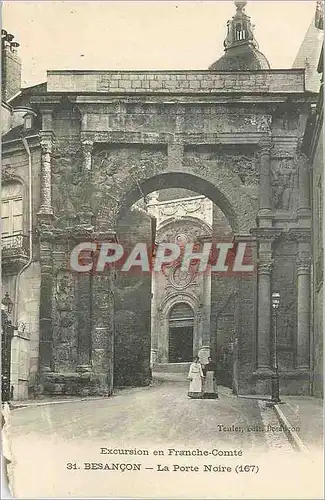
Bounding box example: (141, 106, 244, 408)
(279, 395, 324, 451)
(5, 377, 323, 499)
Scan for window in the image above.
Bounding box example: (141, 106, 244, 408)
(24, 114, 33, 130)
(1, 182, 23, 238)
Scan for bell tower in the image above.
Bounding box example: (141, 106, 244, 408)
(209, 1, 270, 71)
(224, 1, 257, 50)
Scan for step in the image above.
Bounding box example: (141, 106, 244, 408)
(152, 362, 191, 373)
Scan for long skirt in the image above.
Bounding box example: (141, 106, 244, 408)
(188, 373, 203, 399)
(203, 372, 218, 399)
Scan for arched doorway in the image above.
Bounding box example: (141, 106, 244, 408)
(168, 303, 194, 363)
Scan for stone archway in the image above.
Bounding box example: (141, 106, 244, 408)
(90, 147, 257, 233)
(154, 292, 202, 364)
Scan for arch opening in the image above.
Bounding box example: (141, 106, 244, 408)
(117, 172, 238, 232)
(168, 302, 194, 363)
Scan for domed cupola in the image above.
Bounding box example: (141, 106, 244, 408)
(209, 1, 270, 71)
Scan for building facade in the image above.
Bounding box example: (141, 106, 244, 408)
(1, 2, 323, 400)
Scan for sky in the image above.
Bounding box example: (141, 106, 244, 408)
(2, 1, 318, 88)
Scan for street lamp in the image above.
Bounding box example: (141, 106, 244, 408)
(1, 293, 13, 315)
(271, 292, 281, 403)
(1, 293, 14, 402)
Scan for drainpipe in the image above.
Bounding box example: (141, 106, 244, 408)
(14, 136, 33, 324)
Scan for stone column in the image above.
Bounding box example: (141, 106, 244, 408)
(38, 110, 54, 217)
(38, 110, 55, 380)
(90, 232, 117, 395)
(256, 259, 273, 370)
(289, 228, 311, 370)
(251, 228, 281, 372)
(76, 271, 92, 371)
(38, 237, 54, 373)
(297, 153, 311, 217)
(294, 151, 311, 372)
(257, 141, 273, 228)
(77, 139, 94, 226)
(296, 257, 311, 369)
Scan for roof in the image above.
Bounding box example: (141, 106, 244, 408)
(2, 124, 40, 143)
(9, 82, 47, 107)
(208, 2, 270, 72)
(209, 44, 270, 71)
(292, 16, 323, 92)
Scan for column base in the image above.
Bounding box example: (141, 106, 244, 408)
(36, 370, 112, 397)
(150, 349, 158, 368)
(37, 207, 54, 217)
(252, 369, 311, 396)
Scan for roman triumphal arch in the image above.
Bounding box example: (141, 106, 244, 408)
(30, 69, 313, 396)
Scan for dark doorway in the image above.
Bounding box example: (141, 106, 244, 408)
(168, 303, 194, 363)
(169, 326, 193, 363)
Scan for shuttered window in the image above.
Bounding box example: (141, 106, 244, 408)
(1, 183, 23, 236)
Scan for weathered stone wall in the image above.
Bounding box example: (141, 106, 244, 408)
(272, 238, 298, 373)
(114, 209, 153, 387)
(1, 140, 42, 399)
(312, 118, 324, 398)
(47, 70, 305, 94)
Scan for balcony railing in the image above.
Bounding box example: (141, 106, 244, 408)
(1, 233, 29, 259)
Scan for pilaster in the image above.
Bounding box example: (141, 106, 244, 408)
(38, 108, 55, 218)
(38, 232, 54, 374)
(297, 152, 311, 225)
(289, 228, 311, 371)
(77, 139, 94, 226)
(257, 139, 273, 228)
(250, 228, 282, 374)
(90, 232, 117, 395)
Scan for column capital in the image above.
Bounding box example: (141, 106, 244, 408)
(295, 150, 310, 165)
(296, 259, 311, 275)
(258, 138, 272, 155)
(257, 259, 273, 275)
(81, 139, 94, 152)
(288, 227, 312, 243)
(39, 131, 55, 153)
(233, 233, 257, 244)
(92, 230, 118, 242)
(250, 227, 282, 242)
(37, 212, 55, 231)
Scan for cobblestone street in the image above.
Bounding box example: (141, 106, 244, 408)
(6, 377, 322, 499)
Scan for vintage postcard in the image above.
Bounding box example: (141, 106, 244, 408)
(1, 0, 324, 498)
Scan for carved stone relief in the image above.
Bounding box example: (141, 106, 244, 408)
(271, 158, 297, 210)
(2, 164, 16, 182)
(168, 264, 195, 290)
(52, 270, 77, 371)
(52, 140, 83, 217)
(185, 152, 259, 186)
(54, 271, 75, 311)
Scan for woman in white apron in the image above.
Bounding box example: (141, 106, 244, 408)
(188, 356, 204, 398)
